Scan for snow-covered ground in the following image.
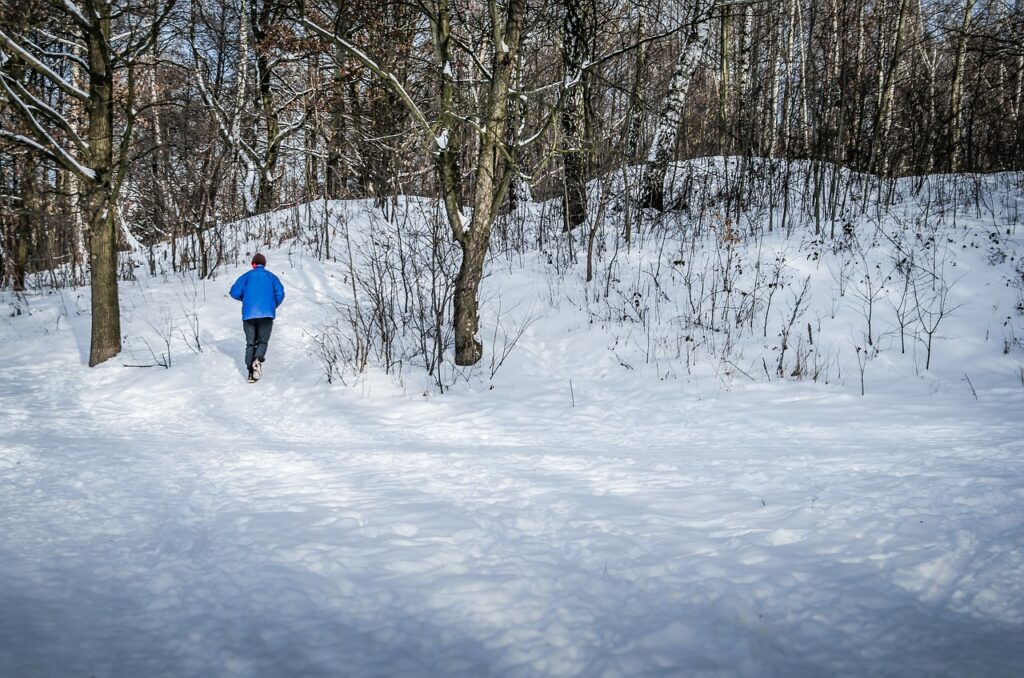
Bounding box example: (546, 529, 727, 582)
(2, 163, 1023, 676)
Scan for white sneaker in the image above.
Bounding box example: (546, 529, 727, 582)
(252, 359, 262, 380)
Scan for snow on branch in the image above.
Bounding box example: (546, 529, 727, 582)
(298, 17, 432, 138)
(435, 128, 449, 151)
(270, 111, 311, 150)
(0, 28, 89, 102)
(190, 58, 261, 166)
(0, 129, 95, 181)
(20, 34, 89, 72)
(3, 74, 90, 155)
(54, 0, 91, 29)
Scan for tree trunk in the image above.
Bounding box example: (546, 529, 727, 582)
(85, 10, 121, 366)
(735, 4, 753, 154)
(948, 0, 975, 171)
(452, 236, 486, 365)
(12, 155, 37, 292)
(1013, 53, 1024, 149)
(441, 0, 525, 365)
(641, 0, 713, 211)
(326, 44, 348, 198)
(718, 4, 730, 152)
(869, 0, 909, 176)
(12, 154, 36, 292)
(561, 0, 591, 231)
(256, 52, 279, 213)
(625, 9, 647, 160)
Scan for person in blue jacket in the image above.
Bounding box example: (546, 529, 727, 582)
(230, 253, 285, 382)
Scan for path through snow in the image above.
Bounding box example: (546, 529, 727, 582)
(2, 248, 1023, 677)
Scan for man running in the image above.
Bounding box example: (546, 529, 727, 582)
(230, 253, 285, 382)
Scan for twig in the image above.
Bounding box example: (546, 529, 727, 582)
(962, 373, 978, 400)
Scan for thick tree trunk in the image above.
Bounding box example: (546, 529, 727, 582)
(85, 182, 120, 366)
(452, 237, 486, 365)
(438, 0, 524, 365)
(85, 10, 121, 366)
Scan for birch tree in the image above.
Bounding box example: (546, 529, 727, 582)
(867, 0, 910, 176)
(948, 0, 976, 171)
(190, 0, 308, 215)
(640, 0, 714, 211)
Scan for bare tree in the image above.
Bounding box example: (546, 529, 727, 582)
(640, 0, 714, 211)
(301, 0, 527, 366)
(190, 0, 309, 215)
(1, 0, 174, 365)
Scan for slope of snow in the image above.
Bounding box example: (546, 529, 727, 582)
(2, 163, 1023, 676)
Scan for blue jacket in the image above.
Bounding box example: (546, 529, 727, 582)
(230, 265, 285, 320)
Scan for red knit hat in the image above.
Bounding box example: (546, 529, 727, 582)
(252, 253, 267, 266)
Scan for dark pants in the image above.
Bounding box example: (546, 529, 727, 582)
(243, 317, 274, 369)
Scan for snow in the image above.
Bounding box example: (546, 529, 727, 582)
(60, 0, 89, 27)
(2, 163, 1023, 676)
(0, 130, 97, 181)
(0, 27, 89, 101)
(435, 127, 449, 152)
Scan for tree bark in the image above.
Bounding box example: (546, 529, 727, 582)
(948, 0, 975, 171)
(561, 0, 591, 231)
(256, 54, 280, 213)
(12, 154, 36, 291)
(326, 44, 348, 198)
(868, 0, 909, 176)
(84, 6, 121, 366)
(436, 0, 525, 365)
(254, 12, 280, 214)
(718, 4, 730, 152)
(625, 9, 648, 160)
(641, 0, 713, 211)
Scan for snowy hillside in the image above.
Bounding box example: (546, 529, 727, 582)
(2, 161, 1023, 676)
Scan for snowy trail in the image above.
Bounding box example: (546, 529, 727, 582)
(3, 239, 1024, 676)
(4, 432, 1023, 677)
(3, 382, 1023, 674)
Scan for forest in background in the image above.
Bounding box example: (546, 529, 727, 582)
(1, 0, 1022, 367)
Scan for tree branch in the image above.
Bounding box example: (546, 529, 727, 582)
(0, 28, 90, 102)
